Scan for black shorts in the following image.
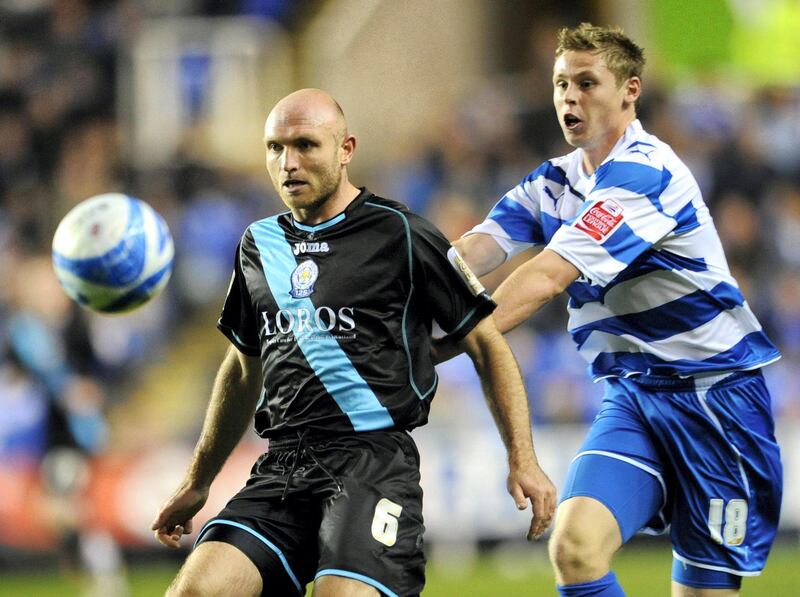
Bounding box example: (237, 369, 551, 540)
(194, 429, 425, 597)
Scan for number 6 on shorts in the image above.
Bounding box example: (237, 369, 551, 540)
(371, 498, 403, 546)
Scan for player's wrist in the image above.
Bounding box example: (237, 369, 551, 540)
(184, 464, 215, 493)
(508, 446, 538, 470)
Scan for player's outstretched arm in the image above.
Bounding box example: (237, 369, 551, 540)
(492, 248, 579, 334)
(452, 233, 508, 278)
(432, 244, 580, 365)
(151, 345, 262, 548)
(459, 316, 557, 540)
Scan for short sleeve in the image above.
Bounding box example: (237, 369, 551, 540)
(217, 241, 261, 356)
(410, 215, 496, 342)
(467, 165, 552, 259)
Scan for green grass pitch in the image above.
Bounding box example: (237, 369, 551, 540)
(1, 540, 797, 596)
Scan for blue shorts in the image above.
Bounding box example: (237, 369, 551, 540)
(561, 370, 782, 589)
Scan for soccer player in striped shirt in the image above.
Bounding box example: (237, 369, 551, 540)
(436, 23, 782, 597)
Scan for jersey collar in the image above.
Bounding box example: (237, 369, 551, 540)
(289, 188, 372, 234)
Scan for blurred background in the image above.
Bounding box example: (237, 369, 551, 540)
(1, 0, 799, 595)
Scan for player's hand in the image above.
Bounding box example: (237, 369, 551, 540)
(507, 459, 557, 541)
(151, 483, 209, 549)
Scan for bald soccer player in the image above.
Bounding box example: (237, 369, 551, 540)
(152, 89, 556, 597)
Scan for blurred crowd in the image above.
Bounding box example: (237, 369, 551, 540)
(1, 0, 799, 578)
(2, 0, 800, 456)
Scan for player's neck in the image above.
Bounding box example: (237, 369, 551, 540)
(292, 181, 360, 225)
(581, 115, 636, 176)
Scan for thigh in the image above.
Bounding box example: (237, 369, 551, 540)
(562, 383, 670, 541)
(193, 451, 324, 596)
(313, 431, 426, 597)
(168, 541, 262, 597)
(643, 372, 782, 583)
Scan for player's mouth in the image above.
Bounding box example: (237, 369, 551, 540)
(563, 114, 582, 131)
(283, 179, 308, 193)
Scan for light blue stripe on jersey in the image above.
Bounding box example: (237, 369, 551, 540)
(250, 217, 394, 431)
(571, 282, 746, 347)
(488, 196, 544, 243)
(292, 212, 346, 232)
(594, 161, 672, 214)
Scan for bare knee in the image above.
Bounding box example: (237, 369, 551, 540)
(548, 497, 622, 584)
(166, 566, 240, 597)
(549, 525, 609, 581)
(166, 572, 206, 597)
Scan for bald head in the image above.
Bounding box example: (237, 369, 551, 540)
(266, 88, 348, 143)
(263, 89, 359, 223)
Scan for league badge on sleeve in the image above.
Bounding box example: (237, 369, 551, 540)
(290, 259, 318, 298)
(574, 199, 624, 241)
(447, 247, 485, 297)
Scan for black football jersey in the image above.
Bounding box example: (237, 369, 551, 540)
(218, 188, 495, 436)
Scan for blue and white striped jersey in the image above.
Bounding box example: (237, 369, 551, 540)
(469, 120, 780, 380)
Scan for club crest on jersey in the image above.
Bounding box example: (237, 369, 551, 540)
(575, 199, 624, 241)
(289, 259, 318, 298)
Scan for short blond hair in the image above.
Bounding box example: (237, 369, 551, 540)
(556, 23, 645, 86)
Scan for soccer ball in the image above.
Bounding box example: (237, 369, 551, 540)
(52, 193, 174, 314)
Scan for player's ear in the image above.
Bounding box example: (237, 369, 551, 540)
(339, 134, 356, 165)
(624, 76, 641, 107)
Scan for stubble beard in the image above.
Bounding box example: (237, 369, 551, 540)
(282, 164, 342, 215)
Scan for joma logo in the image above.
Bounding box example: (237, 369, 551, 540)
(293, 241, 330, 255)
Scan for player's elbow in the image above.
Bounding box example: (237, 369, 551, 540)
(540, 270, 570, 301)
(533, 249, 579, 299)
(459, 317, 503, 372)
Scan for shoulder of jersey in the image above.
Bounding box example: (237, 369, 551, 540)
(364, 193, 411, 214)
(518, 155, 573, 191)
(618, 133, 669, 169)
(363, 195, 440, 240)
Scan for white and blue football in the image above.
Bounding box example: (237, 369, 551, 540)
(52, 193, 174, 314)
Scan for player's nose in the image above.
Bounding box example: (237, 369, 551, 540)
(281, 147, 300, 172)
(563, 83, 578, 104)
